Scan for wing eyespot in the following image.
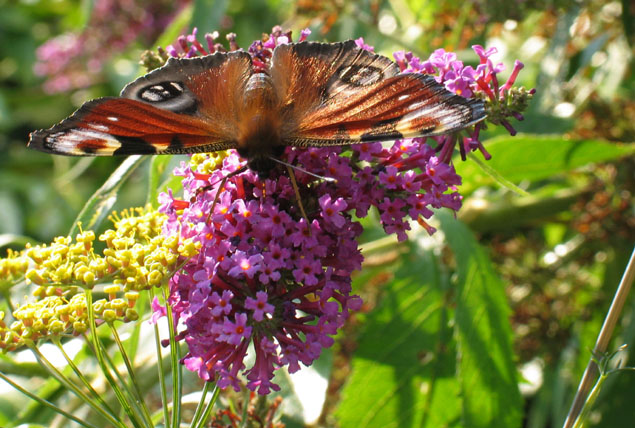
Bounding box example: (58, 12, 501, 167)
(139, 81, 185, 103)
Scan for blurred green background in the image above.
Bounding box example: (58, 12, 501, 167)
(0, 0, 633, 427)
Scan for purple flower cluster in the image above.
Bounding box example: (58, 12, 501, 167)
(34, 1, 187, 93)
(154, 28, 530, 394)
(158, 135, 463, 393)
(392, 43, 533, 161)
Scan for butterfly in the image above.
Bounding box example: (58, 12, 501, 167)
(28, 40, 486, 177)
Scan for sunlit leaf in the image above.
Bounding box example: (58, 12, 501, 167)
(191, 0, 228, 36)
(337, 246, 459, 427)
(69, 156, 146, 237)
(458, 134, 635, 193)
(439, 211, 522, 428)
(147, 155, 173, 208)
(154, 4, 194, 51)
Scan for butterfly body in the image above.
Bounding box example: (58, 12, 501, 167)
(29, 40, 486, 176)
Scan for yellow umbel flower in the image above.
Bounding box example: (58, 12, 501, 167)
(0, 206, 200, 352)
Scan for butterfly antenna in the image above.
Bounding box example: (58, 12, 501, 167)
(267, 156, 337, 183)
(285, 165, 310, 226)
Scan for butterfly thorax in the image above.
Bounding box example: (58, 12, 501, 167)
(236, 73, 285, 177)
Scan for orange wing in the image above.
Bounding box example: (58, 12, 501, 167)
(269, 40, 485, 147)
(29, 51, 253, 156)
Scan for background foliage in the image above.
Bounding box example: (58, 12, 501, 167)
(0, 0, 633, 427)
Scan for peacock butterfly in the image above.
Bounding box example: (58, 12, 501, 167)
(28, 40, 486, 177)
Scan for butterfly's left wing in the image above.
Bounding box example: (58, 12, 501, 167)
(270, 40, 485, 147)
(29, 51, 253, 156)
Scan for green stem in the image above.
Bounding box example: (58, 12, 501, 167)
(52, 337, 118, 418)
(109, 324, 155, 426)
(85, 290, 146, 428)
(572, 372, 608, 428)
(563, 246, 635, 428)
(29, 345, 123, 428)
(98, 330, 148, 424)
(190, 381, 218, 428)
(196, 384, 220, 427)
(151, 287, 171, 428)
(163, 284, 183, 427)
(1, 289, 15, 313)
(239, 387, 250, 428)
(0, 371, 100, 428)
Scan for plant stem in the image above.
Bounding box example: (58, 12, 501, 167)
(197, 384, 220, 427)
(53, 337, 118, 418)
(151, 287, 171, 428)
(163, 284, 183, 428)
(562, 246, 635, 428)
(0, 371, 100, 428)
(190, 381, 218, 428)
(110, 324, 154, 426)
(572, 371, 608, 428)
(29, 345, 123, 428)
(85, 290, 146, 428)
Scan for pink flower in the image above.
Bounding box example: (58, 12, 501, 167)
(245, 291, 275, 322)
(319, 195, 347, 228)
(219, 313, 252, 345)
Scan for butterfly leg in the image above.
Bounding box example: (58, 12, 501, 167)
(203, 175, 229, 225)
(285, 165, 310, 226)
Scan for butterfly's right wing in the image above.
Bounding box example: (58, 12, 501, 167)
(270, 40, 485, 147)
(29, 51, 253, 156)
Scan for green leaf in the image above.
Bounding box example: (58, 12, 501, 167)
(458, 135, 635, 193)
(190, 0, 229, 36)
(0, 234, 36, 249)
(154, 3, 194, 50)
(466, 152, 530, 196)
(69, 156, 146, 237)
(79, 0, 95, 28)
(146, 155, 173, 208)
(438, 211, 522, 428)
(337, 246, 461, 427)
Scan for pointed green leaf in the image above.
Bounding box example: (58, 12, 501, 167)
(458, 135, 635, 193)
(69, 156, 146, 237)
(190, 0, 229, 35)
(154, 4, 194, 51)
(438, 211, 522, 428)
(337, 247, 461, 427)
(146, 155, 173, 208)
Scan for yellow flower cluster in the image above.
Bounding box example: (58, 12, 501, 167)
(189, 152, 227, 175)
(0, 249, 29, 288)
(0, 207, 201, 352)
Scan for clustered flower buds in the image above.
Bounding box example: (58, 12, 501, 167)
(0, 208, 199, 351)
(0, 249, 29, 285)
